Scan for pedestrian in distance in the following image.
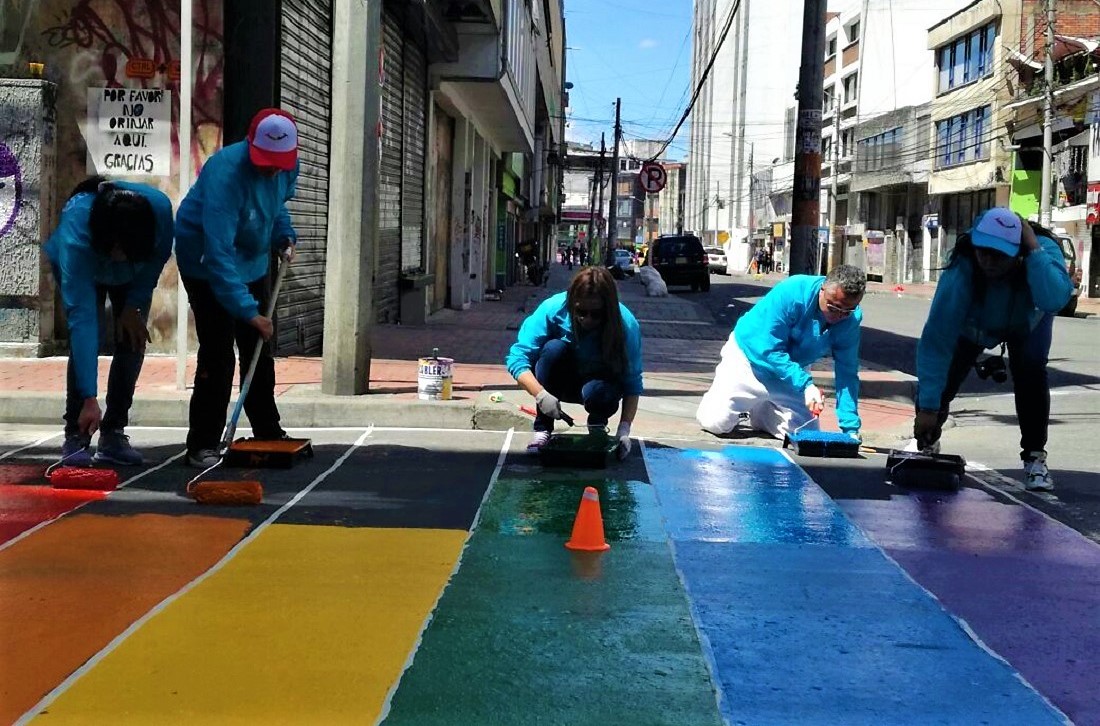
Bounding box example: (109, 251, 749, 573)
(506, 266, 643, 459)
(909, 207, 1073, 492)
(697, 264, 866, 440)
(44, 176, 174, 466)
(175, 108, 299, 468)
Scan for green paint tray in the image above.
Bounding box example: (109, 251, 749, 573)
(539, 431, 617, 468)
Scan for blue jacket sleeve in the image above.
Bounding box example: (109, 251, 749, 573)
(737, 289, 813, 392)
(621, 311, 644, 396)
(1026, 235, 1073, 313)
(506, 297, 556, 380)
(271, 168, 299, 249)
(200, 161, 260, 321)
(917, 264, 973, 411)
(51, 215, 101, 399)
(831, 315, 861, 433)
(126, 192, 174, 311)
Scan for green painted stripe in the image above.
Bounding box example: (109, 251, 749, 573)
(382, 476, 722, 725)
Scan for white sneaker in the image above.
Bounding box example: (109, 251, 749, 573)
(1023, 452, 1054, 492)
(187, 449, 221, 468)
(526, 431, 551, 455)
(903, 438, 940, 454)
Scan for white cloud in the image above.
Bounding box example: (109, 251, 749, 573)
(638, 39, 658, 50)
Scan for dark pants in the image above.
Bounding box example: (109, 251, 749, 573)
(926, 314, 1054, 458)
(533, 339, 622, 433)
(183, 275, 283, 453)
(62, 282, 146, 437)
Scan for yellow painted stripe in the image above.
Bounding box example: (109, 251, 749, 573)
(37, 525, 466, 724)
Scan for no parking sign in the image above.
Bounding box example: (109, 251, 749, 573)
(640, 161, 667, 194)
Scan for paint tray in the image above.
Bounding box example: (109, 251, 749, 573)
(223, 438, 314, 469)
(784, 430, 861, 458)
(886, 450, 966, 491)
(539, 431, 618, 469)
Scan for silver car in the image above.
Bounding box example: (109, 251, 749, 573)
(705, 246, 728, 275)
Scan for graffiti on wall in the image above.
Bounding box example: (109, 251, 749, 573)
(0, 141, 22, 238)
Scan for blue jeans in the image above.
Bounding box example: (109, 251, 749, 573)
(60, 279, 147, 437)
(532, 339, 622, 433)
(932, 314, 1054, 458)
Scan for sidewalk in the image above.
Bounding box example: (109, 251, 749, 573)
(0, 262, 915, 443)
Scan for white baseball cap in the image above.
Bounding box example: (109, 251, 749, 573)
(247, 109, 298, 171)
(970, 207, 1022, 257)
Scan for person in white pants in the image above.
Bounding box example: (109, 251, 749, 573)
(696, 265, 866, 440)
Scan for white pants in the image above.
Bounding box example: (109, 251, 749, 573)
(695, 335, 817, 440)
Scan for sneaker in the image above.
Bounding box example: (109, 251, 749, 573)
(1023, 451, 1054, 492)
(526, 431, 551, 455)
(187, 448, 222, 468)
(60, 435, 93, 468)
(94, 430, 144, 466)
(903, 438, 940, 454)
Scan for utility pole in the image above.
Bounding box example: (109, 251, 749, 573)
(586, 165, 598, 249)
(597, 132, 606, 260)
(1040, 0, 1055, 227)
(747, 143, 755, 242)
(606, 98, 622, 257)
(828, 95, 840, 272)
(789, 0, 828, 275)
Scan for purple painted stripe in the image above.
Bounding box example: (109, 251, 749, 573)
(839, 487, 1100, 724)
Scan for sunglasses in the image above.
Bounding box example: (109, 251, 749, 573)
(823, 300, 857, 317)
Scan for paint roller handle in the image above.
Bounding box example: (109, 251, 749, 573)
(222, 256, 292, 450)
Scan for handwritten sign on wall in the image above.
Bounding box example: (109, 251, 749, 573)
(86, 87, 170, 177)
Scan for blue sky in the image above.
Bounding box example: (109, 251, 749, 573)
(563, 0, 693, 161)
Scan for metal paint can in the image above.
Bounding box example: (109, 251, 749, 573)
(417, 355, 453, 401)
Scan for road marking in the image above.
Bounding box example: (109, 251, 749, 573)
(0, 432, 61, 461)
(15, 426, 376, 725)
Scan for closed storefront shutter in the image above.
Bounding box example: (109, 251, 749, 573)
(375, 9, 404, 323)
(277, 0, 332, 354)
(401, 40, 427, 274)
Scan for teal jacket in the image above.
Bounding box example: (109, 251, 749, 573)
(44, 181, 174, 399)
(916, 234, 1072, 410)
(175, 142, 297, 320)
(505, 292, 644, 396)
(733, 275, 862, 433)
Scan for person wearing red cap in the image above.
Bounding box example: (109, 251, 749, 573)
(175, 108, 299, 468)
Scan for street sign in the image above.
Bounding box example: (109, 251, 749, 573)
(639, 161, 667, 193)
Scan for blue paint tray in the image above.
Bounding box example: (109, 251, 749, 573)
(784, 430, 861, 458)
(539, 431, 617, 468)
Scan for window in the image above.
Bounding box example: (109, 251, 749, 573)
(936, 23, 996, 93)
(826, 36, 837, 58)
(843, 72, 858, 104)
(823, 87, 835, 112)
(856, 127, 902, 172)
(847, 21, 859, 43)
(934, 106, 991, 168)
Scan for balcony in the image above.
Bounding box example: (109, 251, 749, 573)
(433, 0, 536, 153)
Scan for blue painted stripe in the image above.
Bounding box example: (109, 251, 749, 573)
(647, 445, 1064, 725)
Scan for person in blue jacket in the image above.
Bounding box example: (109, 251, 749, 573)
(506, 266, 643, 459)
(911, 207, 1073, 492)
(44, 176, 174, 466)
(697, 265, 866, 439)
(175, 108, 298, 468)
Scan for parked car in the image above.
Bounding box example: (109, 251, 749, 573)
(610, 248, 635, 276)
(1055, 232, 1083, 316)
(705, 245, 728, 275)
(645, 234, 710, 292)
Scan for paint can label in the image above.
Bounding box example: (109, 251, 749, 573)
(417, 357, 454, 401)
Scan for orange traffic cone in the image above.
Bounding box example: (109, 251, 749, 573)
(565, 486, 611, 551)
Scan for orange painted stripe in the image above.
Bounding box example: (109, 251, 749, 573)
(0, 513, 251, 724)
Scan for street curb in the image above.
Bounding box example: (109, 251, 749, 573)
(0, 391, 531, 431)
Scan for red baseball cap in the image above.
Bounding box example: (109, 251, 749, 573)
(247, 108, 298, 171)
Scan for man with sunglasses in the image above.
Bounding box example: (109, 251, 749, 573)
(697, 265, 867, 440)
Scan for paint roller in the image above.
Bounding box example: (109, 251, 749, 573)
(46, 445, 121, 491)
(186, 254, 290, 506)
(783, 400, 861, 458)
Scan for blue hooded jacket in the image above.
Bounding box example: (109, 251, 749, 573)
(175, 141, 297, 321)
(505, 291, 644, 396)
(916, 232, 1072, 410)
(44, 181, 174, 400)
(732, 275, 862, 433)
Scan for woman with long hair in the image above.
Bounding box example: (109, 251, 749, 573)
(912, 207, 1073, 491)
(505, 266, 643, 458)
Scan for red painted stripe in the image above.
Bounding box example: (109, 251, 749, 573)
(0, 484, 106, 546)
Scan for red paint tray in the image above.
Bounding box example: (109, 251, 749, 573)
(223, 438, 314, 469)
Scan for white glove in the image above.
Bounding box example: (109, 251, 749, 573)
(615, 421, 632, 461)
(804, 384, 824, 416)
(534, 389, 563, 419)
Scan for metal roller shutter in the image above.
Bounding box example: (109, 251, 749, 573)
(277, 0, 332, 354)
(401, 40, 427, 273)
(375, 9, 404, 323)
